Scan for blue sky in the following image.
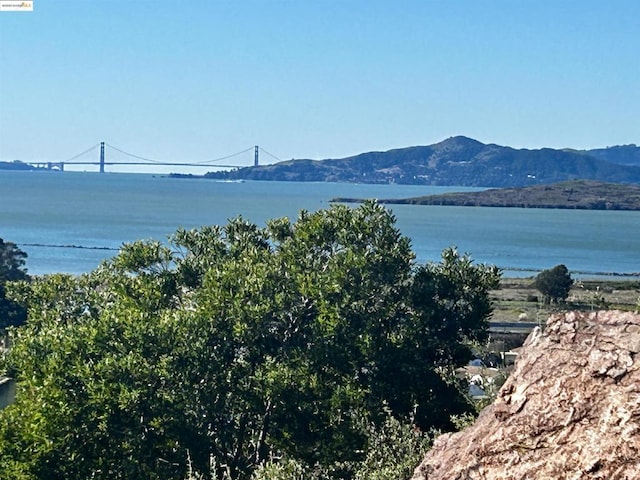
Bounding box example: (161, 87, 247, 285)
(1, 0, 638, 173)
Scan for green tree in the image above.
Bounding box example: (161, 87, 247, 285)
(534, 264, 573, 304)
(0, 202, 500, 480)
(0, 238, 30, 330)
(387, 247, 501, 430)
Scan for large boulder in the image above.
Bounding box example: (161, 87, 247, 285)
(412, 310, 640, 480)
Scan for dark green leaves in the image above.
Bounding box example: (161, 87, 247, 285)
(0, 238, 30, 330)
(534, 264, 573, 304)
(0, 202, 500, 479)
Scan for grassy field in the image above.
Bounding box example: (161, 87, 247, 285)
(460, 278, 640, 383)
(491, 277, 640, 324)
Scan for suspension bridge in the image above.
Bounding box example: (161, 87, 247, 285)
(28, 142, 281, 173)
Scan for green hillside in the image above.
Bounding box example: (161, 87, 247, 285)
(205, 137, 640, 187)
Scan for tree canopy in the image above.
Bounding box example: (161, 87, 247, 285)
(534, 264, 573, 304)
(0, 238, 30, 330)
(0, 201, 500, 480)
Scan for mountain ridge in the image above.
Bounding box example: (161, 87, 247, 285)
(204, 136, 640, 187)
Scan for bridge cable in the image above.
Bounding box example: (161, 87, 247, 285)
(195, 146, 255, 165)
(105, 143, 166, 164)
(63, 143, 101, 162)
(105, 143, 255, 166)
(258, 146, 282, 163)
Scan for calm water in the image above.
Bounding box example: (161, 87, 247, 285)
(1, 171, 639, 278)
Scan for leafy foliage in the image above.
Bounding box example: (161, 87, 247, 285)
(250, 409, 435, 480)
(534, 264, 573, 304)
(0, 238, 30, 330)
(0, 202, 500, 479)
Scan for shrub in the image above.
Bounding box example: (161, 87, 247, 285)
(533, 264, 573, 304)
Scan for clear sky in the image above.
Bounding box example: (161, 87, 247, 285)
(1, 0, 638, 173)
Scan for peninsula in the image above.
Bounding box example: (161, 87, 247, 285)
(333, 180, 640, 211)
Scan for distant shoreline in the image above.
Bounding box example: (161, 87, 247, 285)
(332, 180, 640, 211)
(18, 242, 640, 280)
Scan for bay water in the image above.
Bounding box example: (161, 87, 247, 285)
(1, 171, 638, 278)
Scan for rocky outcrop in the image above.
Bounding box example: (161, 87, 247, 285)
(412, 310, 640, 480)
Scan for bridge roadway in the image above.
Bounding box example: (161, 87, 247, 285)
(63, 161, 242, 168)
(27, 161, 243, 171)
(27, 143, 262, 172)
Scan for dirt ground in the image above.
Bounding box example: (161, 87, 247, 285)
(491, 277, 640, 324)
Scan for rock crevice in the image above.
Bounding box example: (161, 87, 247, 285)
(413, 311, 640, 480)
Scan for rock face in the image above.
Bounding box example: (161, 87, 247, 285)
(412, 310, 640, 480)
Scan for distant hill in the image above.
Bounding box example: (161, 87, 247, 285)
(205, 136, 640, 187)
(333, 180, 640, 211)
(584, 144, 640, 167)
(0, 161, 40, 171)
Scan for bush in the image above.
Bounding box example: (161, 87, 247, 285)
(0, 202, 499, 479)
(250, 410, 435, 480)
(533, 264, 573, 304)
(0, 238, 30, 330)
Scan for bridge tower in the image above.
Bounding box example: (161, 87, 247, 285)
(99, 142, 105, 173)
(254, 145, 259, 167)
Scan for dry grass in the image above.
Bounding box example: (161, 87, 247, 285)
(491, 277, 640, 324)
